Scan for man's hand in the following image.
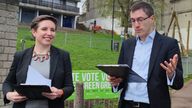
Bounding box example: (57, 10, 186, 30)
(6, 91, 27, 103)
(160, 54, 178, 79)
(107, 76, 123, 86)
(42, 87, 64, 100)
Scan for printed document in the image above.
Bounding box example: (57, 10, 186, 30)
(25, 65, 51, 87)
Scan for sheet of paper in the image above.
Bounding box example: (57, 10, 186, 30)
(25, 65, 51, 87)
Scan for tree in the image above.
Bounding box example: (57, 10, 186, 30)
(95, 0, 165, 38)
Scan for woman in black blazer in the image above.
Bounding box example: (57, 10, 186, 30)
(3, 15, 74, 108)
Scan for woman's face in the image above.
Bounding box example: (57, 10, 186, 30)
(32, 20, 56, 46)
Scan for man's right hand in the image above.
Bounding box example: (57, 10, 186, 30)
(6, 91, 27, 103)
(107, 76, 123, 86)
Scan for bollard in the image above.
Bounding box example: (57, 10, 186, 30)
(73, 82, 84, 108)
(20, 39, 26, 50)
(113, 42, 119, 51)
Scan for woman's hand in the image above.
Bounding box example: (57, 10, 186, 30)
(6, 91, 27, 103)
(42, 87, 64, 100)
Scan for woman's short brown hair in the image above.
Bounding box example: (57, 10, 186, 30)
(30, 15, 57, 30)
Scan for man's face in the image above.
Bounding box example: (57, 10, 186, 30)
(130, 9, 154, 39)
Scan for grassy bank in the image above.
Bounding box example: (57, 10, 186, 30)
(17, 27, 121, 70)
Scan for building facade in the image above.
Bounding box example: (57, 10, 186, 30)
(19, 0, 80, 28)
(79, 0, 124, 35)
(0, 0, 19, 107)
(162, 0, 192, 50)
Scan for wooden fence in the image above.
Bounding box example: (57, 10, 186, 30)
(65, 82, 118, 108)
(65, 99, 118, 108)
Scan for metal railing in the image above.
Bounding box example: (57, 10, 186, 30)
(19, 0, 79, 13)
(63, 32, 121, 51)
(0, 0, 19, 5)
(182, 56, 192, 78)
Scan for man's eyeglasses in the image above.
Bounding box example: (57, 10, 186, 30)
(130, 16, 151, 24)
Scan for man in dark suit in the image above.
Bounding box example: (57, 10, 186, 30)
(108, 1, 183, 108)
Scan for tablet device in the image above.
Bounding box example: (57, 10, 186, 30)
(96, 64, 131, 77)
(15, 84, 51, 99)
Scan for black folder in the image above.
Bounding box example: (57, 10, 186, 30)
(96, 64, 130, 78)
(15, 84, 51, 99)
(96, 64, 146, 82)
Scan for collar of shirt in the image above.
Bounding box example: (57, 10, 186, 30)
(136, 30, 156, 44)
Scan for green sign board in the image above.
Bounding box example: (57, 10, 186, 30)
(68, 70, 119, 100)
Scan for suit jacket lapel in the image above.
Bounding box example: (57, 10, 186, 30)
(21, 48, 33, 83)
(49, 46, 59, 80)
(121, 38, 136, 93)
(127, 38, 136, 68)
(148, 32, 162, 80)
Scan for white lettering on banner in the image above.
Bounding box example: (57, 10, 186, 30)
(72, 71, 112, 90)
(72, 73, 80, 82)
(83, 82, 111, 89)
(82, 73, 99, 81)
(101, 73, 108, 81)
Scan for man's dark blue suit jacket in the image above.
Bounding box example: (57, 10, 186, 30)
(117, 32, 183, 108)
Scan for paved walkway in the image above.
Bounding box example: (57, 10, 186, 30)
(171, 80, 192, 108)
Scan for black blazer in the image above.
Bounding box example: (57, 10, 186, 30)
(3, 46, 74, 108)
(117, 32, 183, 108)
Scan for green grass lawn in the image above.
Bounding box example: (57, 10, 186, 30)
(17, 27, 121, 70)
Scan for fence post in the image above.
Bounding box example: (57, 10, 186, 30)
(89, 32, 92, 48)
(64, 32, 67, 45)
(21, 39, 25, 50)
(190, 57, 192, 75)
(74, 82, 84, 108)
(186, 57, 189, 77)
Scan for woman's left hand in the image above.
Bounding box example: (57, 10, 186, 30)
(42, 87, 64, 100)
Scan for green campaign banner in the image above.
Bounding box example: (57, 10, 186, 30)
(68, 70, 119, 100)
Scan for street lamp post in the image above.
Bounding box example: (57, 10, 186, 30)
(111, 0, 115, 51)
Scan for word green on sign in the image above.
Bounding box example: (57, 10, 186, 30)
(68, 70, 119, 100)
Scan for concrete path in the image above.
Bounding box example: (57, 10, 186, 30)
(171, 80, 192, 108)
